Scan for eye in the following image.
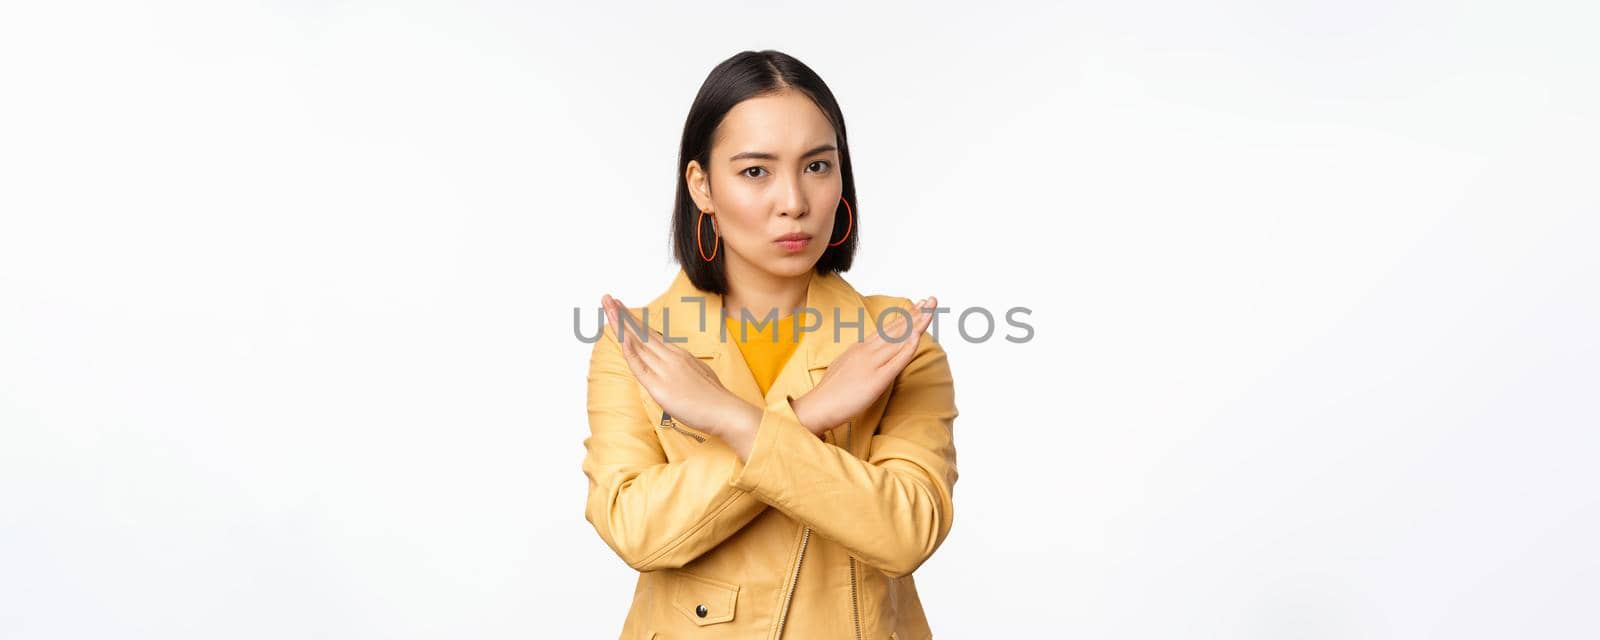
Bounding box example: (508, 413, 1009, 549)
(741, 166, 768, 179)
(807, 160, 832, 173)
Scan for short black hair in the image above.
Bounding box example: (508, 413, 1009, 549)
(671, 49, 858, 295)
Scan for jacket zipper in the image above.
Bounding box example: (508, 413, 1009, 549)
(774, 526, 811, 639)
(775, 423, 849, 638)
(850, 556, 862, 639)
(663, 422, 705, 443)
(828, 425, 862, 639)
(658, 411, 706, 443)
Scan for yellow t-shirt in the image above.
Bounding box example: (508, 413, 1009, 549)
(724, 312, 801, 397)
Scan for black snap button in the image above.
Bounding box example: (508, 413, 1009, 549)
(695, 604, 708, 617)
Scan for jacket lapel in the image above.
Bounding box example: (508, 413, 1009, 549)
(645, 267, 874, 411)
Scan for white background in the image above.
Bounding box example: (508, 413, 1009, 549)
(3, 1, 1597, 638)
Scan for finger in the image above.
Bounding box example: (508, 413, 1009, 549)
(889, 297, 937, 366)
(635, 316, 668, 346)
(608, 297, 654, 347)
(911, 297, 936, 340)
(603, 295, 622, 345)
(897, 296, 930, 327)
(658, 330, 692, 356)
(609, 300, 678, 373)
(631, 329, 670, 369)
(617, 323, 651, 377)
(878, 298, 930, 363)
(869, 307, 908, 345)
(618, 309, 668, 354)
(867, 301, 911, 344)
(873, 297, 925, 348)
(913, 296, 936, 333)
(606, 297, 652, 374)
(905, 296, 935, 341)
(658, 338, 701, 371)
(614, 308, 646, 369)
(622, 317, 674, 366)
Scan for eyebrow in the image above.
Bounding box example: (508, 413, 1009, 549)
(728, 144, 838, 163)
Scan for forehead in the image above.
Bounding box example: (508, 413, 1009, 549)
(713, 90, 837, 158)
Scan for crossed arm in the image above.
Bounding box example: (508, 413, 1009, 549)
(581, 302, 959, 577)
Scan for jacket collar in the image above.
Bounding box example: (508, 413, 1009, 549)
(643, 267, 874, 407)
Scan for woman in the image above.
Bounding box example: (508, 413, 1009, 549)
(582, 49, 958, 640)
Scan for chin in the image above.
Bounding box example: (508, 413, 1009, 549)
(759, 255, 822, 278)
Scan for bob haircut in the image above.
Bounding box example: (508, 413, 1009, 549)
(671, 49, 859, 295)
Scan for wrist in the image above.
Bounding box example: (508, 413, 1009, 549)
(791, 392, 828, 436)
(713, 396, 762, 439)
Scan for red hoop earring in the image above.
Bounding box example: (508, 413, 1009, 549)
(697, 209, 720, 262)
(829, 196, 854, 247)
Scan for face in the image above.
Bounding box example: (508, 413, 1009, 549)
(686, 89, 842, 281)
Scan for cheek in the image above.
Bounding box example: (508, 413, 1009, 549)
(715, 208, 766, 245)
(719, 186, 765, 217)
(712, 191, 764, 233)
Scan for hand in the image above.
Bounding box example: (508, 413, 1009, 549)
(601, 294, 755, 439)
(792, 296, 937, 436)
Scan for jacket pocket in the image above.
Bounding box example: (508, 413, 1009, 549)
(669, 570, 740, 625)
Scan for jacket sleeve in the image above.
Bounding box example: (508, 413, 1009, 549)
(581, 329, 768, 572)
(727, 300, 959, 578)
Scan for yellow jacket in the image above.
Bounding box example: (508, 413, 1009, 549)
(582, 268, 959, 639)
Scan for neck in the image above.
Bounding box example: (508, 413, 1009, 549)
(722, 257, 813, 322)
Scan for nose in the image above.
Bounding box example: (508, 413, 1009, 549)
(776, 174, 807, 219)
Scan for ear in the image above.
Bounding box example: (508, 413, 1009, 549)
(685, 160, 714, 211)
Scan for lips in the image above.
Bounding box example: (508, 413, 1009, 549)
(775, 232, 812, 253)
